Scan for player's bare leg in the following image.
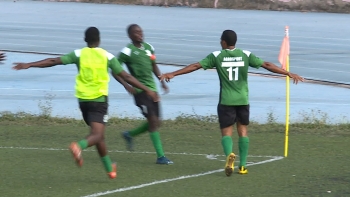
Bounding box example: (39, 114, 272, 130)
(237, 122, 249, 174)
(70, 122, 116, 178)
(148, 115, 173, 164)
(221, 126, 236, 176)
(90, 122, 117, 179)
(70, 122, 102, 167)
(86, 122, 105, 145)
(68, 122, 104, 167)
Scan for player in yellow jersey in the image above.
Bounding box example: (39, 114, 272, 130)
(12, 27, 158, 179)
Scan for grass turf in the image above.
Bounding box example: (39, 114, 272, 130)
(0, 113, 349, 197)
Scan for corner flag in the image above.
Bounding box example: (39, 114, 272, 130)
(278, 27, 290, 70)
(279, 26, 290, 157)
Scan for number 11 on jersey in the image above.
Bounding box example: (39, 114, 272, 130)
(226, 67, 239, 81)
(221, 61, 244, 81)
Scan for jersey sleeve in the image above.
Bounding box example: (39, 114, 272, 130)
(118, 47, 131, 65)
(60, 51, 79, 65)
(149, 43, 155, 54)
(243, 50, 264, 69)
(106, 52, 123, 75)
(145, 43, 156, 63)
(199, 53, 217, 70)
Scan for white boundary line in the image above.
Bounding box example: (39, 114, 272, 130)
(0, 146, 283, 196)
(81, 156, 283, 197)
(0, 146, 277, 158)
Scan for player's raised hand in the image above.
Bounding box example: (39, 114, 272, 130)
(0, 52, 5, 62)
(159, 73, 175, 82)
(288, 72, 304, 84)
(12, 63, 30, 70)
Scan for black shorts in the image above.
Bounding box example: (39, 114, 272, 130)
(79, 100, 108, 126)
(134, 91, 160, 118)
(217, 104, 250, 129)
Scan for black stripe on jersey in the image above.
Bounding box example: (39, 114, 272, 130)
(218, 71, 223, 105)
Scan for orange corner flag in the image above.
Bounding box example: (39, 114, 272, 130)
(278, 26, 290, 70)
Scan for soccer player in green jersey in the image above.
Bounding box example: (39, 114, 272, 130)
(0, 52, 5, 62)
(113, 24, 173, 165)
(12, 27, 159, 179)
(160, 30, 304, 176)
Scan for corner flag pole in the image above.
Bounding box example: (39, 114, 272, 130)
(285, 55, 290, 157)
(284, 27, 290, 157)
(278, 26, 290, 157)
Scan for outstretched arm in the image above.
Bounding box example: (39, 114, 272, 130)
(261, 61, 304, 84)
(172, 63, 202, 76)
(160, 62, 202, 82)
(152, 62, 169, 94)
(111, 72, 136, 95)
(113, 70, 159, 102)
(13, 57, 62, 70)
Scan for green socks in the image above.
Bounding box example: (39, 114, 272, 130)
(128, 123, 165, 158)
(101, 155, 113, 172)
(221, 136, 233, 157)
(149, 131, 164, 158)
(221, 136, 249, 167)
(239, 137, 249, 167)
(129, 122, 149, 137)
(77, 140, 113, 172)
(77, 139, 88, 150)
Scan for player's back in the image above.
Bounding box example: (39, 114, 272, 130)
(212, 48, 262, 106)
(75, 47, 113, 99)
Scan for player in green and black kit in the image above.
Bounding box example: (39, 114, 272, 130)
(114, 24, 173, 165)
(12, 27, 159, 179)
(160, 30, 304, 176)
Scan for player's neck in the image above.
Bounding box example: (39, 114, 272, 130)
(87, 43, 99, 48)
(226, 46, 235, 50)
(132, 42, 142, 48)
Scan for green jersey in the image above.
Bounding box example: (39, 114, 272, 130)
(118, 42, 157, 93)
(199, 48, 264, 106)
(60, 47, 124, 102)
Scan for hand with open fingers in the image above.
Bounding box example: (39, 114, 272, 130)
(0, 53, 5, 62)
(288, 72, 304, 84)
(160, 73, 174, 82)
(13, 63, 30, 70)
(146, 90, 160, 102)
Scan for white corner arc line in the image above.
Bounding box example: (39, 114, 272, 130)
(81, 156, 283, 197)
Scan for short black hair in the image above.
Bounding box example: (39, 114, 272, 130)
(221, 30, 237, 46)
(84, 27, 100, 43)
(127, 24, 140, 35)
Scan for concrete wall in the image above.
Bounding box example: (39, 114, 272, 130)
(49, 0, 350, 13)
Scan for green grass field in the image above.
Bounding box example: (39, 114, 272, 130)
(1, 113, 350, 197)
